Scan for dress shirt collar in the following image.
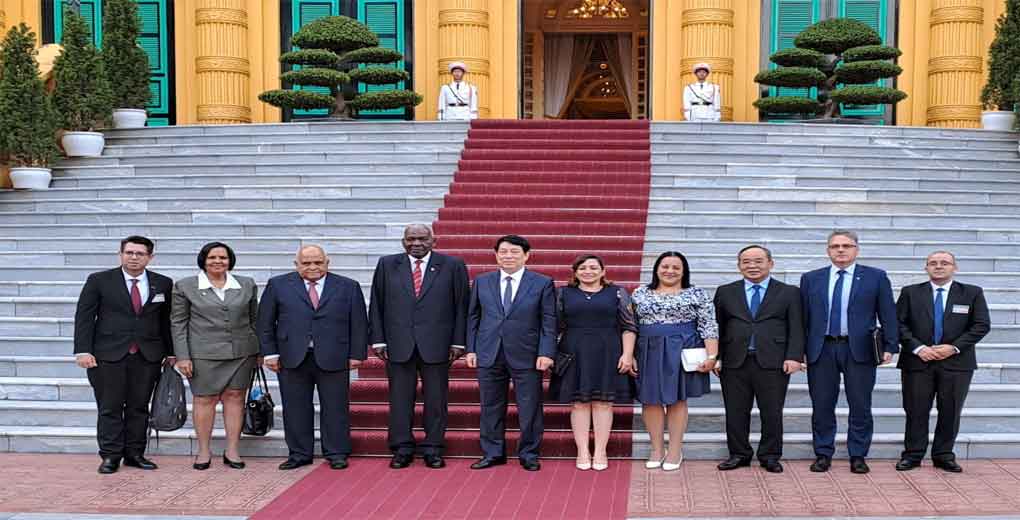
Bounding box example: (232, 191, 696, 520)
(744, 277, 771, 293)
(303, 276, 326, 290)
(499, 267, 526, 284)
(198, 271, 241, 291)
(409, 252, 431, 268)
(931, 280, 953, 294)
(830, 263, 856, 277)
(122, 268, 147, 285)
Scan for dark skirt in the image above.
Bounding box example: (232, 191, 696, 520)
(550, 326, 636, 404)
(635, 322, 710, 405)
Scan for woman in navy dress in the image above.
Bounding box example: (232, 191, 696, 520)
(631, 251, 719, 471)
(550, 255, 637, 471)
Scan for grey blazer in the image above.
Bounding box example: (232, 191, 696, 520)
(171, 274, 260, 360)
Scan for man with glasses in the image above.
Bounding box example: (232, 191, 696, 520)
(894, 251, 990, 473)
(74, 236, 175, 474)
(799, 230, 898, 474)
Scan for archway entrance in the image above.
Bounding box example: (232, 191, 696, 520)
(521, 0, 649, 119)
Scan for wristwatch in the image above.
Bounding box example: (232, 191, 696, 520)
(706, 354, 718, 361)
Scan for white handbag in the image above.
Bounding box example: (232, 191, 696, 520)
(681, 347, 708, 372)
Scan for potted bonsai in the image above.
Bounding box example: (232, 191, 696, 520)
(53, 8, 113, 157)
(102, 0, 151, 128)
(981, 0, 1020, 130)
(259, 16, 421, 119)
(0, 24, 60, 189)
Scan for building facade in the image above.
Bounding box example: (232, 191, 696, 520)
(0, 0, 1008, 127)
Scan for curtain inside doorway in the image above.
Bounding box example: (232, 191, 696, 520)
(604, 36, 633, 116)
(544, 35, 575, 118)
(616, 34, 635, 114)
(544, 34, 634, 119)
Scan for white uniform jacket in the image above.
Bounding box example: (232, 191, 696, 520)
(437, 81, 479, 120)
(683, 81, 721, 122)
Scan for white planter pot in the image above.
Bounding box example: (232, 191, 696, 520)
(980, 110, 1016, 131)
(61, 131, 105, 157)
(113, 108, 147, 129)
(9, 167, 52, 190)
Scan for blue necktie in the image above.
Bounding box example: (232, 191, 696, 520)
(502, 276, 513, 312)
(933, 288, 945, 344)
(828, 270, 846, 337)
(748, 284, 762, 352)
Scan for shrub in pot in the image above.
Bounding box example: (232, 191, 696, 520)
(102, 0, 151, 128)
(980, 0, 1020, 130)
(53, 9, 114, 157)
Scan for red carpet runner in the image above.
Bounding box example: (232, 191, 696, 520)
(351, 119, 652, 458)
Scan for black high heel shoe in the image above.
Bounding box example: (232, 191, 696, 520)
(223, 454, 245, 469)
(193, 457, 212, 470)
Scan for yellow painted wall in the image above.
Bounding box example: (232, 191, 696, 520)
(0, 0, 43, 45)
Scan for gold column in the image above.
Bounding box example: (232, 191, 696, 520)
(679, 0, 735, 121)
(926, 1, 984, 128)
(195, 0, 251, 124)
(437, 0, 491, 118)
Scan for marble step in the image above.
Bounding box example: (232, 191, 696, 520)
(648, 173, 1020, 192)
(650, 121, 1018, 140)
(0, 192, 450, 212)
(50, 161, 459, 177)
(45, 173, 455, 190)
(102, 140, 466, 156)
(651, 151, 1020, 170)
(104, 129, 468, 146)
(650, 130, 1019, 149)
(655, 162, 1020, 181)
(57, 151, 463, 168)
(0, 205, 443, 225)
(652, 142, 1020, 160)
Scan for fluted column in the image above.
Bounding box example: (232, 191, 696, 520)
(679, 0, 734, 121)
(438, 0, 490, 118)
(195, 0, 251, 124)
(926, 1, 983, 128)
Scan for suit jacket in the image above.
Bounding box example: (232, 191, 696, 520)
(73, 267, 173, 363)
(713, 278, 805, 370)
(170, 274, 260, 361)
(467, 269, 557, 370)
(896, 280, 991, 372)
(800, 264, 899, 365)
(256, 271, 368, 371)
(368, 252, 470, 364)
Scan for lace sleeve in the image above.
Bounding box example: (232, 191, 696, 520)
(694, 287, 719, 339)
(617, 287, 638, 333)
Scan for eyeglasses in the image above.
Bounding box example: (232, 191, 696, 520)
(122, 251, 150, 257)
(827, 244, 858, 250)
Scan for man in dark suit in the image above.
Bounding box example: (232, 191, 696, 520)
(800, 230, 898, 474)
(74, 235, 174, 474)
(465, 235, 556, 471)
(369, 224, 470, 469)
(258, 245, 368, 471)
(714, 245, 804, 473)
(895, 251, 990, 473)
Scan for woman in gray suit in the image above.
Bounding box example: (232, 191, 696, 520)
(172, 242, 260, 470)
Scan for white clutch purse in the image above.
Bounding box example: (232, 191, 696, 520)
(681, 347, 708, 372)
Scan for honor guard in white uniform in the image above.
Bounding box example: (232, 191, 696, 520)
(437, 62, 478, 121)
(683, 62, 721, 122)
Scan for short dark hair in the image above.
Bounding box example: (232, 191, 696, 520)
(197, 242, 237, 271)
(648, 251, 691, 290)
(493, 234, 531, 253)
(738, 244, 773, 261)
(120, 235, 154, 255)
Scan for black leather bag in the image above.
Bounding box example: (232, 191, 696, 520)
(243, 366, 274, 436)
(552, 351, 575, 376)
(149, 364, 187, 432)
(871, 327, 885, 366)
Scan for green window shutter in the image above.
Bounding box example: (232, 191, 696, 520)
(54, 0, 103, 45)
(358, 0, 407, 118)
(839, 0, 888, 119)
(290, 0, 342, 117)
(770, 0, 820, 100)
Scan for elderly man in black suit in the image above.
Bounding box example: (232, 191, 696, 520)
(369, 224, 470, 469)
(713, 245, 804, 473)
(895, 250, 990, 473)
(74, 235, 175, 474)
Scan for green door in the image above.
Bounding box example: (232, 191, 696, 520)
(767, 0, 821, 121)
(289, 0, 342, 118)
(356, 0, 407, 119)
(838, 0, 888, 121)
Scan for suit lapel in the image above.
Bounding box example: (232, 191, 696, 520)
(317, 274, 338, 309)
(291, 273, 315, 310)
(112, 269, 134, 312)
(507, 272, 536, 317)
(489, 273, 504, 316)
(756, 280, 779, 318)
(815, 269, 830, 316)
(847, 266, 864, 309)
(417, 254, 443, 300)
(942, 282, 962, 328)
(920, 282, 935, 324)
(732, 282, 753, 321)
(394, 256, 415, 299)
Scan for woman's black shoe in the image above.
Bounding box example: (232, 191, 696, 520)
(193, 458, 212, 470)
(223, 454, 246, 469)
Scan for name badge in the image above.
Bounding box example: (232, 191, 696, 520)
(151, 293, 166, 303)
(952, 304, 969, 314)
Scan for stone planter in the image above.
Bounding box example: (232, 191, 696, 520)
(61, 131, 105, 157)
(9, 167, 52, 190)
(113, 108, 147, 129)
(980, 110, 1016, 131)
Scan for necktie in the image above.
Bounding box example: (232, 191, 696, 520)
(129, 279, 142, 354)
(412, 259, 423, 297)
(749, 284, 762, 352)
(933, 288, 945, 344)
(828, 270, 846, 337)
(308, 280, 319, 310)
(502, 276, 513, 312)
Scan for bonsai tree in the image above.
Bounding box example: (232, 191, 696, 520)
(981, 0, 1020, 114)
(0, 24, 60, 168)
(52, 9, 114, 131)
(754, 18, 906, 119)
(102, 0, 151, 110)
(260, 15, 422, 119)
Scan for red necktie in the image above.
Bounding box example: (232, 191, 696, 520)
(308, 280, 319, 310)
(129, 279, 142, 354)
(413, 259, 423, 297)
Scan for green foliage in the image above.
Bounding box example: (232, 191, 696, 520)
(834, 60, 902, 84)
(291, 16, 379, 53)
(280, 49, 341, 68)
(842, 45, 902, 62)
(753, 97, 822, 114)
(348, 66, 410, 85)
(794, 18, 882, 55)
(102, 0, 151, 109)
(280, 68, 350, 87)
(349, 90, 423, 111)
(830, 85, 907, 105)
(754, 67, 827, 88)
(769, 48, 825, 68)
(981, 0, 1020, 110)
(52, 9, 114, 131)
(339, 47, 403, 64)
(0, 24, 60, 167)
(258, 89, 335, 110)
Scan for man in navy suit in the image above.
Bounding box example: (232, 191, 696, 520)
(800, 230, 898, 474)
(258, 245, 368, 471)
(465, 235, 557, 471)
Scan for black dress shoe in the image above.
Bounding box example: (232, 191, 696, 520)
(809, 456, 831, 472)
(193, 457, 212, 470)
(520, 459, 541, 471)
(123, 455, 158, 470)
(470, 456, 507, 470)
(896, 458, 921, 471)
(98, 457, 120, 474)
(223, 454, 245, 470)
(389, 453, 413, 469)
(278, 457, 313, 470)
(423, 454, 446, 469)
(934, 459, 963, 473)
(329, 457, 349, 470)
(717, 456, 752, 471)
(760, 460, 784, 473)
(850, 457, 870, 474)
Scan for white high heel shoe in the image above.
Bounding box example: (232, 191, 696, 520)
(645, 455, 664, 469)
(592, 459, 609, 471)
(576, 455, 592, 471)
(661, 453, 684, 472)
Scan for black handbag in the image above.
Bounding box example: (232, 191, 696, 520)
(149, 364, 187, 432)
(871, 327, 885, 366)
(243, 366, 275, 436)
(552, 351, 575, 376)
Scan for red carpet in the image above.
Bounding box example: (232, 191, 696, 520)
(249, 458, 631, 520)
